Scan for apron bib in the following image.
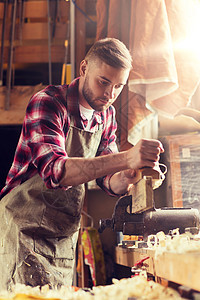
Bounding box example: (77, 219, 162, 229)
(0, 116, 103, 290)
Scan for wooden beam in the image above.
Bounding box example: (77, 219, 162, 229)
(0, 84, 44, 124)
(2, 45, 65, 63)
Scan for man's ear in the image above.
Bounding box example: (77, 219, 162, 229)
(80, 60, 87, 76)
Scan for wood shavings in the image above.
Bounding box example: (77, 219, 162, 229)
(0, 275, 182, 300)
(147, 229, 200, 259)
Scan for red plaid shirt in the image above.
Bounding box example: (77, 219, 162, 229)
(0, 78, 119, 199)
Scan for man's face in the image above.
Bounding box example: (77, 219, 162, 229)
(80, 60, 130, 111)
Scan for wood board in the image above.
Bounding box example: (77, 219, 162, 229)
(129, 177, 154, 213)
(0, 85, 44, 124)
(115, 246, 200, 292)
(128, 168, 160, 213)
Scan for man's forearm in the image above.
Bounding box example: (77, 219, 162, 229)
(60, 138, 164, 190)
(60, 151, 128, 187)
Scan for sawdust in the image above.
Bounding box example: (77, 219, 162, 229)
(147, 229, 200, 258)
(0, 275, 182, 300)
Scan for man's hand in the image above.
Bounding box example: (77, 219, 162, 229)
(109, 139, 164, 195)
(126, 138, 164, 170)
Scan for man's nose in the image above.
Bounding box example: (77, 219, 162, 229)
(104, 85, 115, 99)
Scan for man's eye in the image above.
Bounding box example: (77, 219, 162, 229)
(115, 84, 123, 89)
(99, 80, 109, 86)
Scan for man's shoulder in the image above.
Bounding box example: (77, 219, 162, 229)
(43, 84, 68, 99)
(25, 85, 69, 118)
(28, 84, 68, 106)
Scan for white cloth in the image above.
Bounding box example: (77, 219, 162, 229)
(79, 104, 95, 131)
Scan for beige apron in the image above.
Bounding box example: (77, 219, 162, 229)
(0, 116, 103, 290)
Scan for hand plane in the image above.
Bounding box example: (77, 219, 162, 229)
(99, 168, 200, 238)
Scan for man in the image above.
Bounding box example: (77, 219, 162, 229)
(0, 38, 164, 290)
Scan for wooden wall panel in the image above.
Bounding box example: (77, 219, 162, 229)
(0, 23, 69, 42)
(2, 45, 65, 63)
(0, 0, 69, 20)
(22, 0, 69, 19)
(0, 0, 70, 64)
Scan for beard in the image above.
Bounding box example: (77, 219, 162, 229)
(82, 75, 109, 111)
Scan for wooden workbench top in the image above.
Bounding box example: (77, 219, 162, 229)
(115, 246, 200, 292)
(0, 85, 44, 125)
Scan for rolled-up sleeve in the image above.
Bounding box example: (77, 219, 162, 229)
(25, 89, 69, 189)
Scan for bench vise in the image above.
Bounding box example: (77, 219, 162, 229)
(99, 168, 200, 238)
(98, 194, 200, 238)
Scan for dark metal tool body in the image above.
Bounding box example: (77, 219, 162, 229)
(99, 195, 200, 239)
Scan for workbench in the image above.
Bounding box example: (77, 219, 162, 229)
(115, 246, 200, 292)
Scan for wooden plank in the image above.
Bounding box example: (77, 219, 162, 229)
(2, 45, 65, 63)
(0, 10, 10, 41)
(0, 39, 66, 47)
(155, 251, 200, 292)
(0, 1, 68, 20)
(0, 2, 12, 19)
(22, 0, 69, 19)
(0, 84, 44, 124)
(115, 247, 154, 272)
(129, 168, 160, 186)
(0, 25, 69, 44)
(128, 168, 160, 213)
(23, 0, 48, 18)
(130, 177, 154, 213)
(14, 23, 69, 40)
(115, 246, 200, 292)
